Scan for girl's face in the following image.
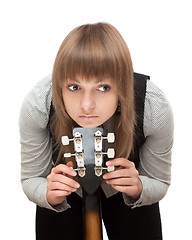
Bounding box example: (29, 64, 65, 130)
(62, 77, 118, 128)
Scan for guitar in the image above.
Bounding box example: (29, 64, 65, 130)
(62, 127, 115, 240)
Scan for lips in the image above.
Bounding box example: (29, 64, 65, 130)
(79, 115, 98, 121)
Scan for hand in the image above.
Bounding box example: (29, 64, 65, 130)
(46, 162, 80, 206)
(103, 158, 142, 200)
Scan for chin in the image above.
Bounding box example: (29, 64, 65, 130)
(80, 124, 100, 129)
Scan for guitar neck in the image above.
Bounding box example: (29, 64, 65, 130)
(62, 127, 115, 239)
(83, 189, 103, 240)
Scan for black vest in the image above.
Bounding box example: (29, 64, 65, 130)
(130, 72, 149, 168)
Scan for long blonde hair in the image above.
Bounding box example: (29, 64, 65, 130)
(51, 22, 135, 164)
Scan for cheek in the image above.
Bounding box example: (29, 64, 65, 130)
(100, 97, 118, 115)
(110, 100, 118, 114)
(62, 94, 77, 114)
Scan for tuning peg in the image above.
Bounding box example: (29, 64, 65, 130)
(107, 166, 115, 172)
(61, 136, 72, 145)
(95, 148, 115, 159)
(101, 166, 115, 172)
(95, 165, 115, 176)
(64, 153, 74, 158)
(107, 133, 115, 143)
(102, 133, 115, 143)
(102, 148, 115, 158)
(62, 132, 83, 146)
(64, 152, 84, 159)
(70, 167, 86, 177)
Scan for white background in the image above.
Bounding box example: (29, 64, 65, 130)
(0, 0, 191, 239)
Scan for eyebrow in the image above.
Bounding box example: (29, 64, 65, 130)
(70, 78, 104, 84)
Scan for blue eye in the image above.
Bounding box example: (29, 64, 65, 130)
(68, 85, 80, 92)
(98, 85, 111, 92)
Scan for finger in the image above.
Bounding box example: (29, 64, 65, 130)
(49, 190, 72, 200)
(52, 163, 77, 177)
(106, 158, 135, 168)
(106, 177, 136, 186)
(103, 169, 131, 180)
(53, 190, 72, 198)
(48, 181, 78, 193)
(48, 174, 80, 189)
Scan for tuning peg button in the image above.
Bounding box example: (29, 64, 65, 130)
(107, 148, 115, 158)
(100, 133, 115, 143)
(62, 136, 70, 145)
(107, 133, 115, 143)
(102, 148, 115, 159)
(64, 153, 73, 158)
(61, 136, 75, 145)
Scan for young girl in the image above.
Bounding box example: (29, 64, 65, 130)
(19, 22, 174, 240)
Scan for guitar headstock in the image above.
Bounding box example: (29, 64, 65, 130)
(61, 127, 115, 195)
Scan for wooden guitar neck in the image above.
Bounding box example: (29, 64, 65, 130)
(83, 189, 103, 240)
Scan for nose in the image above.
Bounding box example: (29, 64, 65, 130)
(80, 91, 95, 112)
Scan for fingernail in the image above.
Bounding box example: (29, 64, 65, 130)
(72, 171, 77, 176)
(75, 183, 80, 188)
(106, 161, 111, 166)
